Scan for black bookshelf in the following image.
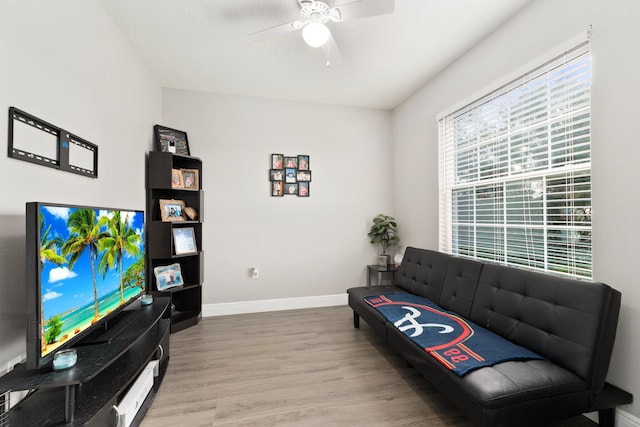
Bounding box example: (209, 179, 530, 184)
(146, 151, 203, 333)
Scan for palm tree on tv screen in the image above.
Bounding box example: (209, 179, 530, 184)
(62, 209, 108, 320)
(123, 256, 145, 293)
(40, 213, 66, 268)
(39, 213, 66, 346)
(99, 211, 142, 304)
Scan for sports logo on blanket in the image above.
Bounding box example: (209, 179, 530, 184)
(364, 292, 545, 376)
(367, 296, 472, 352)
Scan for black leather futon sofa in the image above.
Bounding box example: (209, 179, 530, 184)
(347, 247, 632, 427)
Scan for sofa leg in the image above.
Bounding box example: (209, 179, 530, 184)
(598, 408, 615, 427)
(353, 312, 360, 329)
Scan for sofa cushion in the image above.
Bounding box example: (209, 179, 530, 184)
(347, 285, 401, 337)
(394, 247, 449, 302)
(469, 262, 620, 387)
(438, 256, 483, 318)
(463, 359, 587, 407)
(364, 291, 545, 376)
(386, 322, 591, 426)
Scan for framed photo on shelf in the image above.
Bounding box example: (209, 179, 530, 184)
(159, 199, 186, 222)
(154, 125, 190, 156)
(271, 154, 284, 169)
(181, 168, 199, 189)
(171, 169, 184, 189)
(173, 227, 198, 255)
(298, 155, 310, 171)
(153, 263, 184, 291)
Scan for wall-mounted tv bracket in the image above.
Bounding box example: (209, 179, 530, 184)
(8, 107, 98, 178)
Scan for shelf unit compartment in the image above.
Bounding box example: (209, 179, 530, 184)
(149, 256, 202, 292)
(171, 285, 202, 313)
(148, 190, 202, 222)
(147, 222, 202, 259)
(147, 151, 202, 190)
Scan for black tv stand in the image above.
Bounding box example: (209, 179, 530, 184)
(0, 297, 170, 426)
(79, 308, 144, 345)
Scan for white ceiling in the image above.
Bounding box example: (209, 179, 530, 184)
(100, 0, 532, 110)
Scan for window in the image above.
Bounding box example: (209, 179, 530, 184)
(438, 42, 591, 278)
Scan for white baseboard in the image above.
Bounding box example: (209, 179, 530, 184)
(617, 409, 640, 427)
(202, 293, 348, 317)
(584, 408, 640, 427)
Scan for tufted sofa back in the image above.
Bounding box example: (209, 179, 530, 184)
(469, 262, 620, 390)
(394, 247, 484, 318)
(395, 247, 449, 302)
(393, 247, 621, 391)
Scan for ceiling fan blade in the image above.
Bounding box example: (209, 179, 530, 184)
(334, 0, 394, 21)
(249, 20, 300, 43)
(322, 31, 342, 67)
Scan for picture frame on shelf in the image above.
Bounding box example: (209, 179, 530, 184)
(173, 227, 198, 255)
(159, 199, 186, 222)
(298, 181, 309, 197)
(272, 181, 284, 197)
(181, 168, 199, 189)
(271, 154, 284, 169)
(153, 263, 184, 291)
(298, 155, 310, 171)
(154, 125, 190, 156)
(171, 169, 184, 189)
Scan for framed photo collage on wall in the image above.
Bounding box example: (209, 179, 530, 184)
(270, 154, 311, 197)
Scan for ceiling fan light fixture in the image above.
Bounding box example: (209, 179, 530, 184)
(302, 21, 330, 47)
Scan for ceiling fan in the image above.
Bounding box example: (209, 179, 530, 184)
(249, 0, 395, 66)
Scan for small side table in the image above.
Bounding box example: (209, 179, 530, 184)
(367, 264, 398, 287)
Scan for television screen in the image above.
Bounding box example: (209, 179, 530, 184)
(26, 202, 145, 369)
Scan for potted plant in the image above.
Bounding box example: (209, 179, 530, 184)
(368, 213, 400, 267)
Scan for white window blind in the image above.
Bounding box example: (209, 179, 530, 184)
(438, 41, 591, 278)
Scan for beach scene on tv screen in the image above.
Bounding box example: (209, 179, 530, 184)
(39, 205, 145, 357)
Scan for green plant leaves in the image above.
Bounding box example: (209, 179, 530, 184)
(368, 213, 399, 255)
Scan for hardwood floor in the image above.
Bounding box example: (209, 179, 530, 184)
(141, 305, 598, 427)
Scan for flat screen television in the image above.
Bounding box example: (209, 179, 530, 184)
(25, 202, 146, 369)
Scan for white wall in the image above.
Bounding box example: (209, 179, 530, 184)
(162, 89, 393, 307)
(393, 0, 640, 419)
(0, 1, 161, 369)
